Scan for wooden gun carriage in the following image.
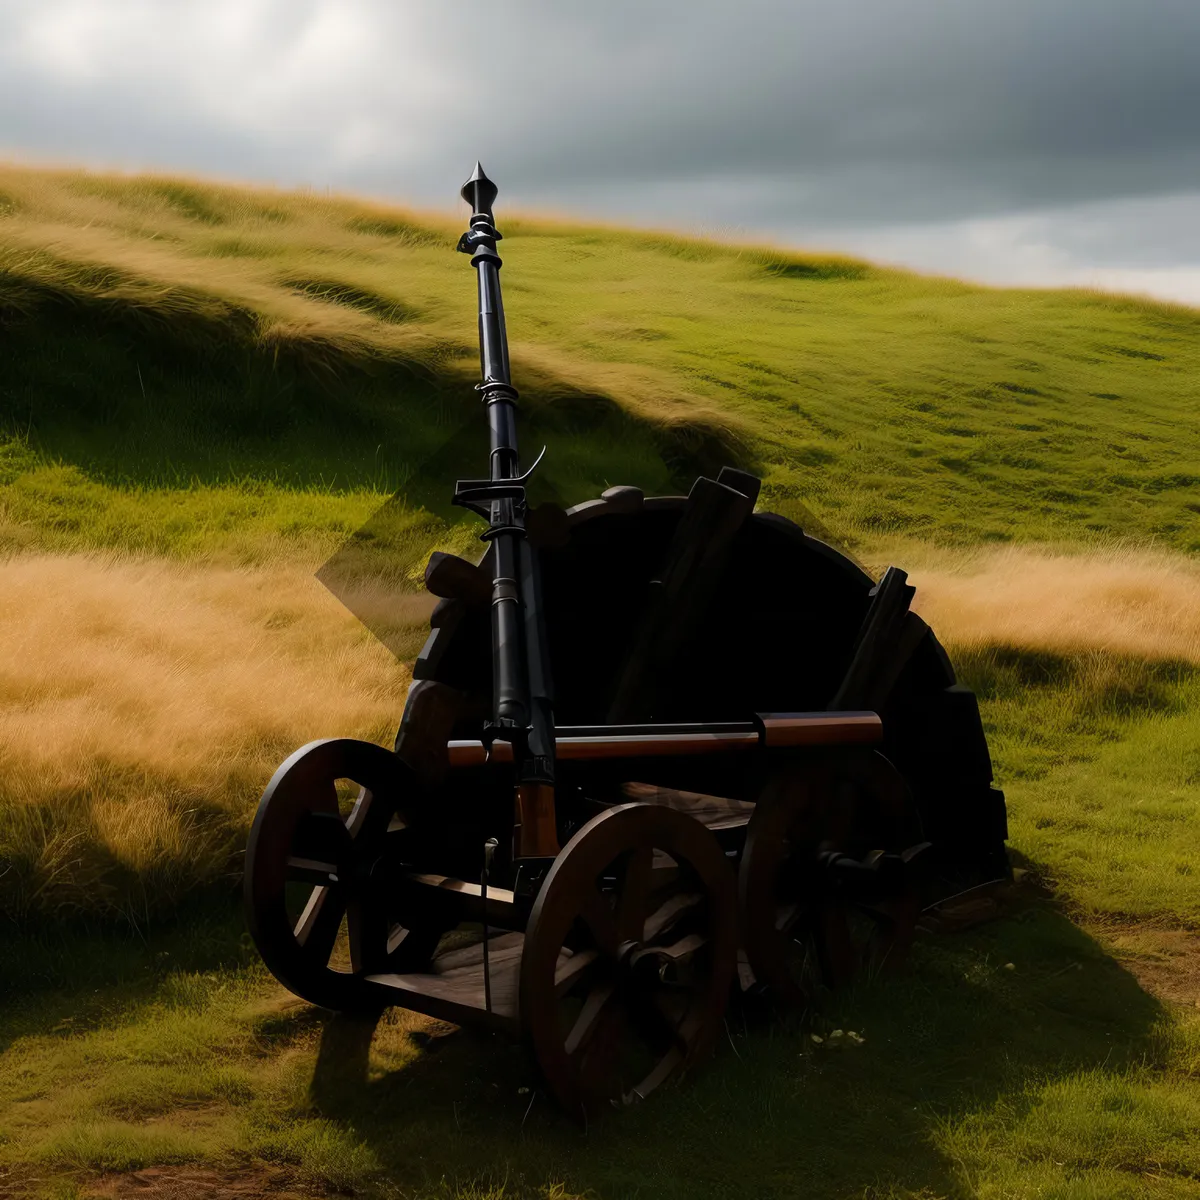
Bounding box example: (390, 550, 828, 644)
(244, 166, 1009, 1120)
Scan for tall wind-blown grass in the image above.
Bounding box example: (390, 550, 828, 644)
(0, 551, 430, 923)
(909, 544, 1200, 665)
(1, 542, 1197, 925)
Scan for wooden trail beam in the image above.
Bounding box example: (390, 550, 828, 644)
(402, 872, 527, 929)
(366, 932, 525, 1032)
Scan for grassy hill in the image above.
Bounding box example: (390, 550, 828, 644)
(1, 163, 1198, 567)
(1, 163, 1200, 1200)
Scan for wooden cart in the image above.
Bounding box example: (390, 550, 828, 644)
(244, 167, 1009, 1121)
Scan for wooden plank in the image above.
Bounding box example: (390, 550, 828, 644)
(403, 873, 525, 929)
(607, 476, 756, 722)
(622, 781, 755, 832)
(755, 711, 882, 747)
(424, 551, 492, 607)
(394, 679, 464, 782)
(365, 933, 574, 1034)
(829, 566, 929, 711)
(365, 933, 524, 1031)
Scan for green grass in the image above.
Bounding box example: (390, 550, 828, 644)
(0, 870, 1193, 1199)
(955, 648, 1200, 923)
(1, 163, 1197, 565)
(2, 162, 1200, 1198)
(0, 648, 1197, 1199)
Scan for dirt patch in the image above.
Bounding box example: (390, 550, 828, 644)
(86, 1165, 309, 1200)
(1096, 925, 1200, 1008)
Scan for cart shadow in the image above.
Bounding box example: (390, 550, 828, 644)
(306, 897, 1169, 1199)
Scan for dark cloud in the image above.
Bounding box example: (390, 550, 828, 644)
(1, 0, 1198, 297)
(399, 0, 1200, 222)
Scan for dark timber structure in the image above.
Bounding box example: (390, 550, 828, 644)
(244, 166, 1010, 1120)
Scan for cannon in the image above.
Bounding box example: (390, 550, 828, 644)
(244, 166, 1009, 1120)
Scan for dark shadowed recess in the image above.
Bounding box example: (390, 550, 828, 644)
(0, 276, 753, 501)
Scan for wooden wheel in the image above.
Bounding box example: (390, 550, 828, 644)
(519, 803, 737, 1120)
(244, 738, 444, 1011)
(739, 752, 925, 1006)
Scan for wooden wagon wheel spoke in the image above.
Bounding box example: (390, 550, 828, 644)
(577, 886, 621, 956)
(616, 845, 655, 941)
(850, 899, 899, 936)
(285, 856, 341, 887)
(346, 786, 389, 839)
(637, 932, 707, 969)
(293, 885, 345, 966)
(823, 899, 912, 986)
(820, 781, 861, 855)
(574, 1003, 626, 1105)
(564, 982, 618, 1058)
(816, 906, 860, 989)
(644, 891, 702, 942)
(627, 1045, 685, 1104)
(628, 987, 691, 1058)
(345, 897, 393, 975)
(774, 901, 809, 936)
(555, 948, 603, 997)
(291, 808, 350, 861)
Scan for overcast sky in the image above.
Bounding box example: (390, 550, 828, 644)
(3, 0, 1200, 304)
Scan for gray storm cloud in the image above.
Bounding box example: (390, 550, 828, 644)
(2, 0, 1198, 299)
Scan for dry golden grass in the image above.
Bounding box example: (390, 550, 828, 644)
(0, 550, 432, 919)
(0, 162, 748, 448)
(907, 544, 1200, 666)
(1, 540, 1197, 920)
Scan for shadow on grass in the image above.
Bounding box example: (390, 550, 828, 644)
(0, 300, 731, 504)
(303, 899, 1165, 1200)
(0, 899, 250, 1053)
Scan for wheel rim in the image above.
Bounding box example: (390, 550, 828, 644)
(520, 803, 737, 1120)
(244, 738, 443, 1010)
(739, 752, 922, 1005)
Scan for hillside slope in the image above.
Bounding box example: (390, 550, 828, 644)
(1, 163, 1197, 564)
(3, 166, 1200, 1200)
(1, 162, 1199, 927)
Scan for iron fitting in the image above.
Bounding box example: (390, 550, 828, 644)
(492, 577, 519, 606)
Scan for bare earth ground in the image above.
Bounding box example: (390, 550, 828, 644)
(1103, 926, 1200, 1009)
(87, 1166, 307, 1200)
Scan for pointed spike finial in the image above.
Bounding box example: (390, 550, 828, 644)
(461, 162, 498, 217)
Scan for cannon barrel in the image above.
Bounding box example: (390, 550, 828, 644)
(455, 164, 558, 864)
